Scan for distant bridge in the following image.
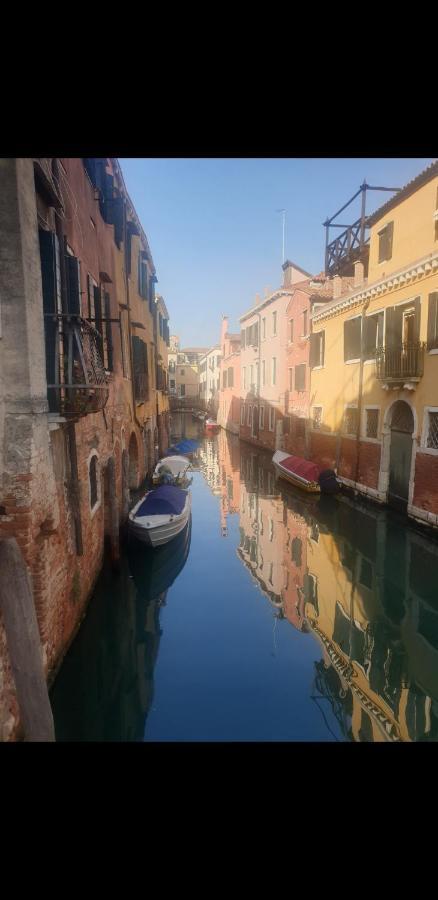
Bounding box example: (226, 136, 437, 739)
(169, 396, 208, 413)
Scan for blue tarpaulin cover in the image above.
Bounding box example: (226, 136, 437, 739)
(135, 485, 187, 518)
(166, 439, 199, 455)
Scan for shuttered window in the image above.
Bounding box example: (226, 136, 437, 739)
(427, 293, 438, 350)
(66, 256, 81, 315)
(223, 370, 228, 389)
(344, 318, 361, 361)
(294, 364, 306, 392)
(378, 221, 394, 263)
(310, 330, 325, 367)
(228, 367, 234, 387)
(364, 312, 384, 357)
(131, 336, 149, 402)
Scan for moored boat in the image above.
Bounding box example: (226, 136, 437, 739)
(129, 484, 192, 547)
(205, 418, 219, 431)
(152, 455, 191, 485)
(272, 450, 339, 494)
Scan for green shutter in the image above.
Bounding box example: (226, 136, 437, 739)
(309, 333, 317, 368)
(386, 221, 394, 259)
(344, 318, 361, 361)
(39, 229, 58, 314)
(427, 293, 438, 350)
(66, 256, 81, 315)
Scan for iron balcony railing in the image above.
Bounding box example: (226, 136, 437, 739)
(375, 342, 425, 381)
(45, 313, 108, 417)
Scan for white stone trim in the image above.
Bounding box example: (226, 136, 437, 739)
(420, 406, 438, 454)
(337, 476, 385, 503)
(87, 449, 101, 518)
(312, 250, 438, 323)
(362, 405, 381, 442)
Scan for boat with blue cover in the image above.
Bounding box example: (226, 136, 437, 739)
(129, 484, 192, 547)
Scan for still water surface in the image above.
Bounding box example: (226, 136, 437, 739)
(51, 413, 438, 742)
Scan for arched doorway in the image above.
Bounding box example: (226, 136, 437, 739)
(388, 400, 414, 510)
(128, 432, 139, 489)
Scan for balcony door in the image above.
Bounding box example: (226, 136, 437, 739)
(388, 400, 414, 510)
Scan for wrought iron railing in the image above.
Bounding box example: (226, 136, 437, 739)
(375, 342, 425, 381)
(45, 314, 108, 417)
(325, 217, 369, 275)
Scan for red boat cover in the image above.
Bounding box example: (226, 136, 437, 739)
(280, 455, 320, 482)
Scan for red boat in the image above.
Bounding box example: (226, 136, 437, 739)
(272, 450, 339, 494)
(205, 418, 219, 432)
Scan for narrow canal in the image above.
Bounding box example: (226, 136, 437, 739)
(50, 413, 438, 742)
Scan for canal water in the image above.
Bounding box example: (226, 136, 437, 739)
(51, 412, 438, 742)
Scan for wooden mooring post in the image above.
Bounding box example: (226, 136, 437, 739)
(0, 538, 55, 742)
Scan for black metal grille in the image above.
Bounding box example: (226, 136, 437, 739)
(427, 412, 438, 449)
(375, 343, 425, 381)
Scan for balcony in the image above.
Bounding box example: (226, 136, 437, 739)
(44, 314, 108, 418)
(375, 343, 425, 386)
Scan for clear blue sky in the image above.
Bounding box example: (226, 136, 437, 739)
(120, 158, 434, 348)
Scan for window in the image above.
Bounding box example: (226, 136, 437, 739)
(313, 407, 322, 430)
(271, 357, 277, 386)
(294, 364, 306, 392)
(310, 330, 325, 367)
(228, 367, 234, 387)
(131, 336, 149, 402)
(344, 318, 361, 362)
(288, 368, 293, 391)
(426, 411, 438, 449)
(170, 379, 175, 389)
(179, 384, 186, 397)
(291, 537, 302, 567)
(262, 318, 266, 339)
(289, 319, 294, 342)
(364, 312, 384, 358)
(295, 417, 305, 439)
(241, 403, 245, 425)
(303, 309, 308, 336)
(427, 293, 438, 350)
(269, 519, 274, 542)
(378, 221, 394, 263)
(250, 365, 253, 388)
(365, 408, 379, 439)
(269, 407, 275, 432)
(223, 370, 228, 389)
(247, 404, 252, 426)
(89, 454, 99, 512)
(262, 360, 266, 386)
(242, 367, 246, 390)
(180, 368, 185, 376)
(272, 311, 277, 336)
(259, 406, 265, 429)
(344, 406, 358, 435)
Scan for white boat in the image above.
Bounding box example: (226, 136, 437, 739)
(152, 455, 191, 484)
(129, 485, 192, 547)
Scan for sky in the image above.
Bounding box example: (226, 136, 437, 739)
(119, 158, 435, 349)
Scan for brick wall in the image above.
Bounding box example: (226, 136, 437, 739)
(413, 451, 438, 514)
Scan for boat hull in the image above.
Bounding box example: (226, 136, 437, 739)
(129, 491, 192, 548)
(272, 450, 321, 493)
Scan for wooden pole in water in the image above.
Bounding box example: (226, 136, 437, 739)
(0, 538, 55, 742)
(107, 456, 120, 569)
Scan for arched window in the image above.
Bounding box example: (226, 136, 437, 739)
(89, 456, 98, 509)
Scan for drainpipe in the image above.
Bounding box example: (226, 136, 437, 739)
(354, 298, 371, 486)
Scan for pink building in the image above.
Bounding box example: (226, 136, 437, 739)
(217, 316, 241, 434)
(239, 262, 312, 452)
(283, 269, 336, 456)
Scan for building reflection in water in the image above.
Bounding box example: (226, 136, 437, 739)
(216, 434, 438, 742)
(50, 521, 191, 742)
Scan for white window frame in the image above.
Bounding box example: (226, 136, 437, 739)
(259, 405, 265, 429)
(87, 450, 101, 518)
(269, 407, 275, 432)
(241, 403, 245, 425)
(272, 311, 277, 336)
(312, 406, 323, 431)
(364, 308, 385, 364)
(344, 313, 362, 364)
(421, 407, 438, 456)
(242, 367, 246, 390)
(247, 403, 252, 426)
(271, 357, 277, 386)
(362, 405, 380, 443)
(343, 403, 359, 437)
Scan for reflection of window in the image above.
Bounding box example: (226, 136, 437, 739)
(291, 537, 302, 567)
(89, 453, 99, 511)
(259, 406, 265, 429)
(312, 407, 322, 430)
(269, 407, 275, 432)
(418, 604, 438, 651)
(269, 562, 274, 584)
(310, 522, 319, 543)
(269, 518, 274, 541)
(241, 403, 245, 425)
(341, 542, 355, 572)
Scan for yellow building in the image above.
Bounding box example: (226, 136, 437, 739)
(154, 294, 170, 453)
(310, 161, 438, 527)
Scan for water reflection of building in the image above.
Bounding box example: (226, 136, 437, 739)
(229, 441, 438, 741)
(217, 428, 241, 537)
(305, 496, 438, 741)
(199, 437, 221, 497)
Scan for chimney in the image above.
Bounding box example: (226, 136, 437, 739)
(255, 293, 261, 305)
(264, 286, 271, 297)
(333, 275, 342, 299)
(354, 261, 364, 288)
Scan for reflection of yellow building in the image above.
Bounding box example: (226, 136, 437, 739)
(305, 495, 438, 741)
(310, 162, 438, 527)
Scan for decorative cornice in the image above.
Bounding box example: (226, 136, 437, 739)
(312, 251, 438, 324)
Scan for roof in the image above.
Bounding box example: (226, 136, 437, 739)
(282, 259, 313, 277)
(367, 160, 438, 227)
